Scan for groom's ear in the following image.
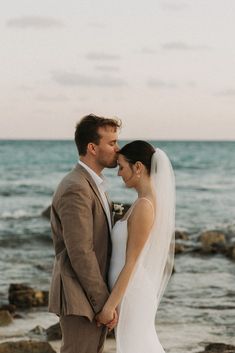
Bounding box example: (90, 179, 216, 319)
(87, 142, 97, 156)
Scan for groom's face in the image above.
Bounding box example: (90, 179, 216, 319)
(95, 126, 119, 168)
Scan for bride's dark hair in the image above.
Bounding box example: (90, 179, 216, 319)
(118, 140, 155, 175)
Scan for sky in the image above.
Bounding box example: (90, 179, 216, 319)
(1, 0, 235, 140)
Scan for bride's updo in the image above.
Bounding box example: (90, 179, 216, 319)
(118, 140, 155, 175)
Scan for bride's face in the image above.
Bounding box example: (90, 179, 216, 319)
(117, 154, 137, 188)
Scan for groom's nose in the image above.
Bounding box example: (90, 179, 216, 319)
(114, 142, 120, 152)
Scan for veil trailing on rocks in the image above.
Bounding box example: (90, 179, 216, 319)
(116, 148, 175, 353)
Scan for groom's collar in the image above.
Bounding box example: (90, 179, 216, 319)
(78, 160, 106, 189)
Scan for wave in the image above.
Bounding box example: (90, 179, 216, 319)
(0, 210, 41, 220)
(0, 233, 52, 248)
(0, 186, 54, 197)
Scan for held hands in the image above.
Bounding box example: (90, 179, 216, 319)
(96, 306, 118, 331)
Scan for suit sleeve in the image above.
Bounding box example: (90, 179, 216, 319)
(58, 185, 109, 314)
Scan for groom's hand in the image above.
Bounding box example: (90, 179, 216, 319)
(95, 307, 118, 329)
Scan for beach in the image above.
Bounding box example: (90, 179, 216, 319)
(0, 140, 235, 352)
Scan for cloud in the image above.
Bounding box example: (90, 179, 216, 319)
(88, 22, 106, 29)
(215, 89, 235, 97)
(140, 47, 156, 55)
(187, 81, 197, 87)
(36, 94, 69, 102)
(160, 2, 188, 11)
(94, 65, 120, 73)
(6, 16, 64, 29)
(51, 71, 127, 87)
(147, 79, 178, 89)
(86, 52, 120, 61)
(162, 42, 211, 51)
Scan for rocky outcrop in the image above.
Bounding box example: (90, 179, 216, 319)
(175, 230, 189, 240)
(200, 231, 226, 253)
(46, 323, 62, 341)
(174, 243, 186, 254)
(42, 206, 51, 219)
(0, 304, 16, 314)
(0, 310, 13, 326)
(29, 325, 46, 338)
(0, 341, 56, 353)
(8, 284, 48, 308)
(198, 342, 235, 353)
(226, 245, 235, 261)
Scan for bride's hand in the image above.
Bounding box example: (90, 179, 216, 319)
(96, 306, 117, 329)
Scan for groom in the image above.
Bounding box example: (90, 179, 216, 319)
(49, 114, 121, 353)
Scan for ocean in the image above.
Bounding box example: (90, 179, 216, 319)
(0, 140, 235, 352)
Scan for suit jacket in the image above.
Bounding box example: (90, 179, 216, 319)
(48, 164, 112, 321)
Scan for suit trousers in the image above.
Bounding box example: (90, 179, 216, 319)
(60, 315, 107, 353)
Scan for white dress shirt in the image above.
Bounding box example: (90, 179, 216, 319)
(78, 161, 112, 232)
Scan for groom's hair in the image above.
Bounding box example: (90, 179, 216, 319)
(75, 114, 121, 156)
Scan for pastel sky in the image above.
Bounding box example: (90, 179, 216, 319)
(1, 0, 235, 140)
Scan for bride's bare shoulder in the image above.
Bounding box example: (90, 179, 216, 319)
(128, 198, 155, 228)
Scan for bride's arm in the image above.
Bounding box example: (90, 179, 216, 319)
(96, 199, 154, 323)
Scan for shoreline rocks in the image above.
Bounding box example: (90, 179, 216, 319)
(0, 310, 13, 326)
(0, 341, 56, 353)
(200, 231, 226, 253)
(8, 284, 48, 309)
(198, 342, 235, 353)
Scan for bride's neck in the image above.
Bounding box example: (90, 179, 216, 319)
(136, 178, 153, 199)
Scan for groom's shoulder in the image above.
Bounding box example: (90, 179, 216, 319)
(54, 164, 90, 196)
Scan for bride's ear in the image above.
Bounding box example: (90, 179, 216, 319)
(134, 161, 143, 175)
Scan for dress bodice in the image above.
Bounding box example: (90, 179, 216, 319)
(108, 197, 154, 290)
(109, 219, 128, 289)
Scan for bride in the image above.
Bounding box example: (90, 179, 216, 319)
(96, 140, 175, 353)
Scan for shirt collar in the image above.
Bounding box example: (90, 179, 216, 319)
(78, 160, 104, 187)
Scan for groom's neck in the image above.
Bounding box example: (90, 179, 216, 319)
(79, 156, 103, 176)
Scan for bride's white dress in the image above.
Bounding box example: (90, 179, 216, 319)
(109, 200, 166, 353)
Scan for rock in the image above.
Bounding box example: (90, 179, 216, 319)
(42, 206, 51, 219)
(8, 284, 48, 308)
(174, 243, 185, 254)
(225, 245, 235, 260)
(46, 323, 62, 341)
(13, 313, 24, 319)
(199, 342, 235, 353)
(29, 325, 46, 336)
(200, 231, 226, 253)
(175, 230, 189, 240)
(0, 310, 13, 326)
(0, 304, 16, 314)
(0, 341, 56, 353)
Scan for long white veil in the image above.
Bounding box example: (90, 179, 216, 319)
(116, 148, 175, 352)
(144, 148, 175, 306)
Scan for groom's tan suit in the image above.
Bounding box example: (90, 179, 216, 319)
(49, 164, 112, 353)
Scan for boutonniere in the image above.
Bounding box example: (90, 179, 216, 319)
(113, 203, 124, 216)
